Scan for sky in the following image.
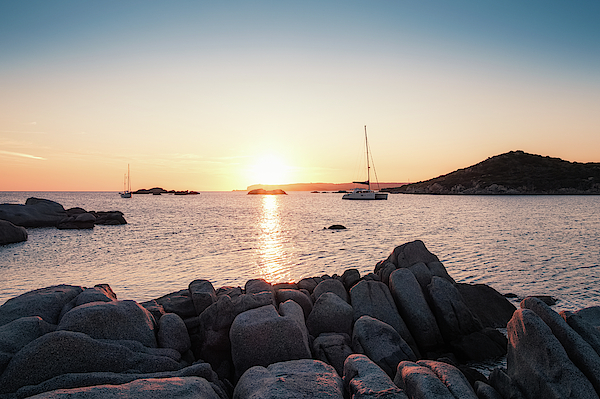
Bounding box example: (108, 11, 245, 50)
(1, 1, 599, 191)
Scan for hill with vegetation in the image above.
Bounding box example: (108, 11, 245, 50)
(384, 151, 600, 195)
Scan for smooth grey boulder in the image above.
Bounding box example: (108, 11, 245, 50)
(0, 285, 83, 327)
(506, 308, 598, 399)
(427, 261, 456, 284)
(386, 240, 440, 268)
(350, 280, 418, 356)
(58, 285, 117, 320)
(313, 278, 349, 302)
(140, 299, 166, 321)
(0, 330, 181, 395)
(16, 362, 226, 398)
(0, 316, 56, 373)
(313, 333, 353, 377)
(307, 292, 353, 337)
(297, 277, 319, 293)
(427, 277, 482, 342)
(457, 283, 516, 328)
(343, 354, 408, 399)
(408, 262, 433, 289)
(377, 261, 397, 286)
(158, 313, 191, 354)
(0, 197, 67, 227)
(195, 292, 274, 379)
(562, 310, 600, 356)
(56, 212, 96, 229)
(276, 288, 313, 319)
(389, 268, 444, 354)
(417, 360, 478, 399)
(155, 289, 196, 319)
(245, 278, 273, 294)
(57, 300, 157, 348)
(474, 381, 504, 399)
(521, 296, 600, 395)
(230, 304, 311, 378)
(26, 376, 223, 399)
(353, 316, 416, 378)
(341, 269, 361, 291)
(0, 219, 27, 244)
(394, 361, 455, 399)
(279, 299, 310, 345)
(234, 359, 344, 399)
(576, 306, 600, 328)
(189, 279, 216, 315)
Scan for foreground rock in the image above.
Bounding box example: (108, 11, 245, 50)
(0, 220, 27, 245)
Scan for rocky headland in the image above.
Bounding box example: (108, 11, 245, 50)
(0, 198, 127, 245)
(1, 240, 598, 398)
(385, 150, 600, 195)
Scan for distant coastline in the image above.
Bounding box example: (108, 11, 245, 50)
(246, 182, 406, 192)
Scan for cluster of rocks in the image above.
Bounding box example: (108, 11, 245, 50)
(0, 198, 127, 245)
(0, 240, 598, 398)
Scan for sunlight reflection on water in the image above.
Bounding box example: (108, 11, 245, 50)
(256, 195, 291, 283)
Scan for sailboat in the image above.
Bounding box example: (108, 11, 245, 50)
(120, 164, 132, 198)
(342, 126, 388, 200)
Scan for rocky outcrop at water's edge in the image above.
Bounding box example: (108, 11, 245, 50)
(0, 198, 126, 244)
(1, 240, 599, 398)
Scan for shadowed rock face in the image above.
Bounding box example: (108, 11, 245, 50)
(0, 220, 27, 245)
(0, 198, 67, 227)
(343, 354, 407, 399)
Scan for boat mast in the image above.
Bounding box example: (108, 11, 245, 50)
(365, 125, 370, 190)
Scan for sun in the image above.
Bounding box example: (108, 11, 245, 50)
(249, 154, 291, 185)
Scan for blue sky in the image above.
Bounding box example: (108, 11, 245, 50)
(1, 1, 599, 190)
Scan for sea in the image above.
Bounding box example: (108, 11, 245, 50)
(1, 191, 599, 312)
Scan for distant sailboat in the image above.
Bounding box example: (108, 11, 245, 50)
(120, 164, 132, 198)
(342, 126, 388, 200)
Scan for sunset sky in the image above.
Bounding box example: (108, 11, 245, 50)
(1, 1, 599, 191)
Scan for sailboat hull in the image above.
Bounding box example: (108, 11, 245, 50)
(342, 189, 388, 200)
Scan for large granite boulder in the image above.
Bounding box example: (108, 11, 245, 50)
(561, 310, 600, 356)
(313, 333, 353, 377)
(0, 197, 67, 227)
(0, 285, 83, 327)
(158, 313, 191, 354)
(312, 278, 349, 302)
(57, 300, 158, 348)
(25, 376, 224, 399)
(0, 219, 27, 245)
(353, 316, 416, 378)
(575, 306, 600, 328)
(58, 285, 117, 320)
(343, 354, 408, 399)
(189, 279, 217, 315)
(230, 304, 311, 378)
(386, 240, 440, 268)
(456, 283, 516, 328)
(521, 296, 600, 395)
(506, 308, 598, 399)
(416, 360, 478, 399)
(233, 359, 344, 399)
(307, 292, 353, 337)
(427, 277, 482, 343)
(276, 288, 313, 319)
(0, 316, 56, 374)
(394, 361, 456, 399)
(0, 331, 181, 394)
(155, 289, 197, 319)
(17, 362, 227, 398)
(350, 280, 418, 356)
(56, 212, 96, 229)
(389, 268, 444, 354)
(90, 211, 127, 225)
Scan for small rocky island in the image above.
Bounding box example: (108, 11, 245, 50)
(0, 198, 127, 245)
(1, 240, 599, 398)
(385, 150, 600, 194)
(247, 189, 287, 195)
(133, 188, 200, 195)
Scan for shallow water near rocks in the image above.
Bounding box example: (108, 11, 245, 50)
(1, 192, 599, 312)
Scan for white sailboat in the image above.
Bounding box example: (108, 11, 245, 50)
(342, 126, 388, 200)
(120, 164, 132, 198)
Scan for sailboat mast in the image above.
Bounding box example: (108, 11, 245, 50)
(127, 164, 131, 192)
(365, 125, 370, 190)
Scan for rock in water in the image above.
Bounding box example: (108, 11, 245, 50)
(0, 220, 27, 245)
(0, 197, 67, 227)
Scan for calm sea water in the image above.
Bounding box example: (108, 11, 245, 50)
(1, 192, 599, 311)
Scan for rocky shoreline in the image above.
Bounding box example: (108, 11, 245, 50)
(0, 198, 127, 245)
(0, 240, 599, 398)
